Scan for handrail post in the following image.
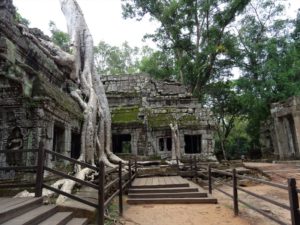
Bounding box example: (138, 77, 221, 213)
(208, 164, 212, 194)
(233, 168, 239, 216)
(134, 158, 137, 176)
(118, 161, 123, 216)
(98, 161, 105, 225)
(288, 178, 300, 225)
(128, 160, 132, 188)
(35, 141, 45, 197)
(194, 156, 197, 179)
(190, 156, 193, 173)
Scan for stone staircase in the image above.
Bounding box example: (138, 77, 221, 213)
(127, 176, 217, 204)
(0, 197, 88, 225)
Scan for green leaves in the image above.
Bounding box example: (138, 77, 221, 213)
(94, 41, 141, 75)
(49, 21, 70, 52)
(122, 0, 250, 91)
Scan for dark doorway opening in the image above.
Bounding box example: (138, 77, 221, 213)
(112, 134, 131, 154)
(184, 135, 201, 154)
(71, 132, 81, 159)
(52, 125, 65, 160)
(166, 137, 172, 151)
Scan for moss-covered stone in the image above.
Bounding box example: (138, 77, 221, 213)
(147, 110, 200, 128)
(111, 106, 142, 125)
(147, 112, 173, 128)
(32, 74, 83, 120)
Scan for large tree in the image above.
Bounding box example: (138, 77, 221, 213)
(56, 0, 125, 168)
(122, 0, 250, 94)
(234, 0, 300, 145)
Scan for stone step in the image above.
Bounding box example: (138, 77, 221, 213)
(129, 187, 199, 194)
(2, 205, 57, 225)
(65, 218, 89, 225)
(127, 197, 218, 204)
(128, 192, 208, 199)
(37, 212, 73, 225)
(0, 197, 43, 224)
(131, 183, 189, 189)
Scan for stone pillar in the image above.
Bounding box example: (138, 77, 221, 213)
(64, 125, 71, 157)
(283, 117, 295, 156)
(292, 114, 300, 156)
(274, 118, 288, 159)
(163, 138, 167, 151)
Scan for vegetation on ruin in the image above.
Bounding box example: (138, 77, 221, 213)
(14, 0, 300, 161)
(111, 106, 141, 125)
(121, 0, 300, 160)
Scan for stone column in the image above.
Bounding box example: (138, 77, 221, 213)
(292, 114, 300, 156)
(163, 138, 167, 152)
(64, 125, 71, 157)
(283, 117, 295, 156)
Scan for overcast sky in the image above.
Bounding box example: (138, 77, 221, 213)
(13, 0, 159, 48)
(13, 0, 300, 49)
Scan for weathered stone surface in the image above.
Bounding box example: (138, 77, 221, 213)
(0, 1, 82, 179)
(102, 74, 216, 160)
(265, 96, 300, 160)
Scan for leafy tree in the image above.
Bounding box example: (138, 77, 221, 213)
(122, 0, 250, 94)
(234, 0, 300, 147)
(15, 9, 30, 26)
(49, 21, 71, 52)
(206, 81, 244, 160)
(94, 41, 141, 75)
(139, 49, 175, 80)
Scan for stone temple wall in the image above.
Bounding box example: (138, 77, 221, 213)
(102, 74, 216, 161)
(269, 96, 300, 159)
(0, 0, 82, 178)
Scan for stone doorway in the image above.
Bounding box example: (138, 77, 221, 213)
(184, 135, 201, 154)
(71, 132, 81, 159)
(52, 124, 65, 160)
(112, 134, 132, 154)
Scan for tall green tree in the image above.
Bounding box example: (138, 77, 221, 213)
(206, 81, 244, 160)
(94, 41, 141, 75)
(122, 0, 250, 94)
(139, 49, 175, 80)
(49, 21, 70, 52)
(234, 0, 300, 146)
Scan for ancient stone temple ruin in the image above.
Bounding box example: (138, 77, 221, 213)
(0, 0, 216, 179)
(269, 96, 300, 159)
(0, 1, 83, 176)
(102, 74, 216, 160)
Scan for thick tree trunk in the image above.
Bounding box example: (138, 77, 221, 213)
(168, 123, 181, 164)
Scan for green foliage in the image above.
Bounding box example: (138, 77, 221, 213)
(122, 0, 250, 93)
(139, 50, 175, 80)
(111, 106, 141, 124)
(14, 9, 30, 26)
(94, 41, 141, 75)
(49, 21, 71, 52)
(234, 0, 300, 145)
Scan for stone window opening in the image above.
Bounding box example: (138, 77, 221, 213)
(158, 137, 172, 151)
(52, 124, 65, 161)
(112, 134, 131, 154)
(184, 135, 201, 154)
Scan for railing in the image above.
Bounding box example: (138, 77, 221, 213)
(184, 158, 300, 225)
(0, 142, 137, 225)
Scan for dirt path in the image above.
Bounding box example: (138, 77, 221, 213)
(120, 162, 299, 225)
(121, 201, 251, 225)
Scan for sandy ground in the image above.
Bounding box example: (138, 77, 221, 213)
(120, 162, 300, 225)
(121, 203, 251, 225)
